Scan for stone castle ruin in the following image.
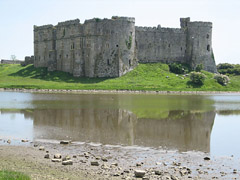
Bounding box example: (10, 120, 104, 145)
(34, 16, 217, 77)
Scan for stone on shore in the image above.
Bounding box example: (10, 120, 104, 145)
(91, 161, 99, 166)
(54, 153, 62, 159)
(62, 160, 73, 165)
(39, 146, 45, 151)
(44, 154, 50, 159)
(134, 170, 146, 178)
(60, 140, 71, 145)
(52, 158, 62, 162)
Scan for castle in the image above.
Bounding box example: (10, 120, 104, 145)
(34, 16, 217, 77)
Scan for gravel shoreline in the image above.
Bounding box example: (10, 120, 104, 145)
(0, 139, 239, 180)
(1, 88, 240, 95)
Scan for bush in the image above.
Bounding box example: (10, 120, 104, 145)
(214, 74, 230, 86)
(217, 63, 234, 70)
(195, 64, 203, 72)
(169, 63, 185, 74)
(190, 72, 206, 85)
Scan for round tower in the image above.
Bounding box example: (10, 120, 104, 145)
(185, 21, 217, 73)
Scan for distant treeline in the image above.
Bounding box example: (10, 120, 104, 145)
(217, 63, 240, 75)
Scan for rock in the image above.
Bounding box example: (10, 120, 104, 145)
(136, 163, 141, 166)
(204, 157, 210, 161)
(101, 164, 110, 169)
(52, 158, 62, 162)
(134, 170, 145, 178)
(7, 139, 11, 144)
(91, 161, 99, 166)
(123, 170, 130, 173)
(162, 175, 171, 180)
(142, 178, 149, 180)
(155, 170, 162, 175)
(21, 139, 28, 142)
(54, 153, 62, 159)
(95, 156, 101, 160)
(34, 144, 38, 147)
(101, 157, 108, 162)
(62, 160, 73, 165)
(111, 162, 118, 166)
(46, 151, 49, 153)
(113, 173, 120, 176)
(80, 160, 86, 163)
(60, 140, 71, 145)
(62, 155, 71, 161)
(171, 175, 179, 180)
(39, 146, 45, 151)
(73, 155, 77, 158)
(44, 154, 50, 159)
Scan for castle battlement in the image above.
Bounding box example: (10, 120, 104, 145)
(33, 16, 217, 78)
(57, 19, 80, 26)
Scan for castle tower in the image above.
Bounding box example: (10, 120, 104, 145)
(33, 25, 56, 69)
(182, 18, 217, 72)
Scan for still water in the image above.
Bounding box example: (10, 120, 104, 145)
(0, 91, 240, 157)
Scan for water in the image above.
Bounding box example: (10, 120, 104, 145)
(0, 91, 240, 157)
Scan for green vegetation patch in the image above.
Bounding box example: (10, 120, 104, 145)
(0, 63, 240, 91)
(0, 170, 30, 180)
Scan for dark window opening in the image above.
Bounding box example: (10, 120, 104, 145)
(66, 54, 68, 58)
(63, 29, 65, 37)
(207, 45, 210, 51)
(129, 59, 131, 66)
(168, 44, 171, 48)
(107, 59, 110, 65)
(116, 44, 118, 47)
(206, 34, 210, 39)
(181, 47, 183, 51)
(49, 54, 51, 58)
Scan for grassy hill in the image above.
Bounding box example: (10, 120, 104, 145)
(0, 63, 240, 91)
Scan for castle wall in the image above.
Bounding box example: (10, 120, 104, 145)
(34, 25, 55, 68)
(136, 27, 187, 63)
(185, 21, 217, 72)
(33, 17, 217, 77)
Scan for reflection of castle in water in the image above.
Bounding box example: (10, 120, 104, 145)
(31, 108, 215, 152)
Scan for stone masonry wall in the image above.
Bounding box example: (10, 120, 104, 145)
(33, 17, 217, 77)
(136, 27, 187, 63)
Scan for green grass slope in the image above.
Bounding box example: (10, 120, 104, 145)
(0, 170, 30, 180)
(0, 63, 240, 91)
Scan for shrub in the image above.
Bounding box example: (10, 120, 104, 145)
(190, 72, 206, 85)
(195, 64, 203, 72)
(169, 63, 185, 74)
(214, 74, 230, 86)
(217, 63, 234, 70)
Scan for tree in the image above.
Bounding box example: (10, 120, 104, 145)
(11, 55, 17, 61)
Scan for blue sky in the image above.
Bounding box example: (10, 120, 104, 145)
(0, 0, 239, 64)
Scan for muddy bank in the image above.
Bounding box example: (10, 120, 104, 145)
(1, 88, 240, 95)
(0, 139, 239, 180)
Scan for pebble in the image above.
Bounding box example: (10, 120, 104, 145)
(21, 139, 28, 143)
(52, 158, 62, 162)
(204, 157, 210, 161)
(7, 139, 11, 144)
(134, 170, 145, 178)
(91, 161, 99, 166)
(62, 160, 73, 165)
(60, 140, 71, 145)
(54, 153, 62, 159)
(44, 154, 50, 159)
(39, 146, 45, 151)
(62, 155, 71, 161)
(101, 157, 108, 162)
(155, 170, 162, 175)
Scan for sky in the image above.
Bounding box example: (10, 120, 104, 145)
(0, 0, 239, 64)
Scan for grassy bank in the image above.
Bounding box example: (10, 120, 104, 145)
(0, 170, 30, 180)
(0, 63, 240, 91)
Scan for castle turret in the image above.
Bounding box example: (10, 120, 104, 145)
(183, 18, 217, 72)
(33, 25, 56, 69)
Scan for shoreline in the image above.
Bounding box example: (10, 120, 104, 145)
(0, 140, 239, 180)
(1, 88, 240, 95)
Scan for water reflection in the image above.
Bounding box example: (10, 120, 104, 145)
(1, 92, 240, 156)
